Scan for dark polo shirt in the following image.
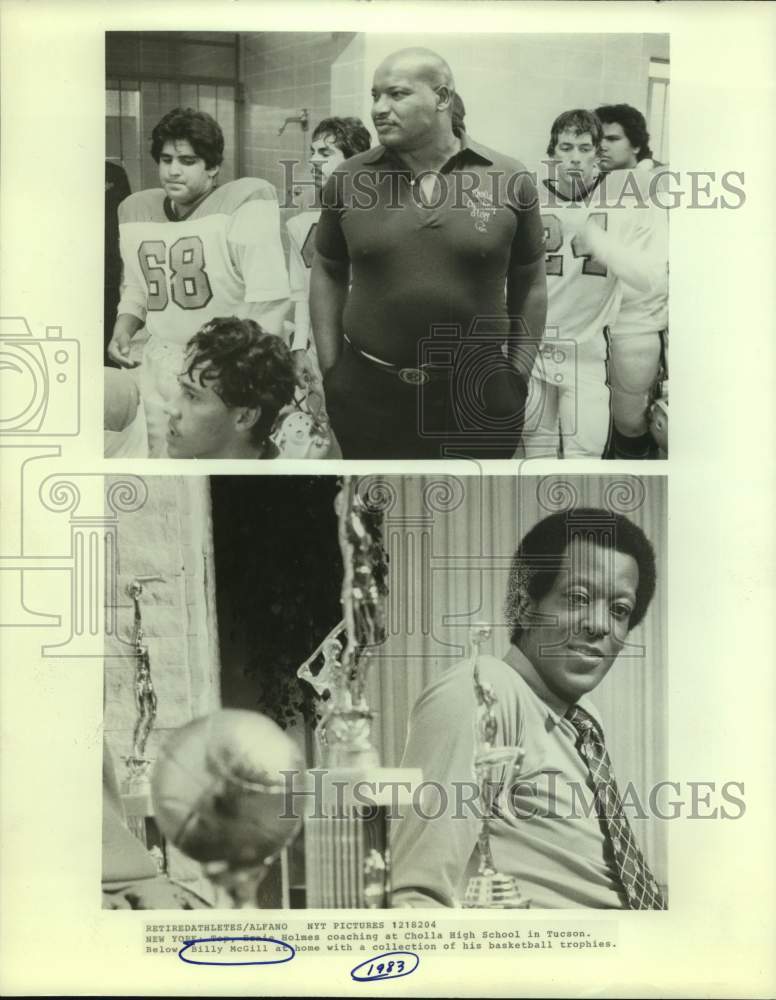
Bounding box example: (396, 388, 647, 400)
(315, 135, 545, 367)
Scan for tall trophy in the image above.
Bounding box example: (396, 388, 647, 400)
(120, 578, 161, 855)
(297, 476, 419, 908)
(463, 625, 530, 908)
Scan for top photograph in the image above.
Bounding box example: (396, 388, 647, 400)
(104, 31, 669, 462)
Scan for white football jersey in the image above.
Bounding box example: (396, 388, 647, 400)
(287, 210, 320, 303)
(118, 178, 290, 347)
(538, 177, 621, 384)
(606, 168, 669, 337)
(536, 175, 662, 383)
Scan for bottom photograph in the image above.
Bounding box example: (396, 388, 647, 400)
(103, 473, 667, 911)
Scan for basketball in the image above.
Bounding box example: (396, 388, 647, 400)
(151, 709, 304, 867)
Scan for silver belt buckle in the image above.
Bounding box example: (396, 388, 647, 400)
(398, 367, 431, 385)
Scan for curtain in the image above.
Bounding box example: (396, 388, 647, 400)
(361, 473, 667, 884)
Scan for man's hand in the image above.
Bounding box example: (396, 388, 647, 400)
(107, 329, 139, 368)
(103, 875, 210, 910)
(291, 347, 314, 381)
(107, 314, 143, 368)
(561, 210, 597, 257)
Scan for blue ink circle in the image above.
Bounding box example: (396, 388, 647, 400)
(351, 950, 420, 982)
(178, 935, 296, 967)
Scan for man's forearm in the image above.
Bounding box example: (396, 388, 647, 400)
(585, 224, 666, 296)
(507, 259, 548, 380)
(112, 312, 144, 342)
(290, 298, 311, 352)
(241, 298, 291, 338)
(310, 256, 349, 374)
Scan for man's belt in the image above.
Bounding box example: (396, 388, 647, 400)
(344, 336, 449, 385)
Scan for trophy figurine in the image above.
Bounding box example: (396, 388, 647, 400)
(120, 578, 161, 848)
(463, 625, 530, 908)
(297, 476, 419, 907)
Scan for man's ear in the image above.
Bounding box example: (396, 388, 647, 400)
(234, 405, 261, 434)
(435, 85, 453, 112)
(514, 589, 533, 630)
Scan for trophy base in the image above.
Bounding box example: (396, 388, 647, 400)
(463, 873, 530, 909)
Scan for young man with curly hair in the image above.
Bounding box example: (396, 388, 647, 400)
(107, 107, 290, 456)
(164, 316, 297, 459)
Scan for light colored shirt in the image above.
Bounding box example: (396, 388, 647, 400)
(606, 168, 669, 337)
(390, 647, 628, 908)
(286, 209, 320, 352)
(118, 178, 290, 346)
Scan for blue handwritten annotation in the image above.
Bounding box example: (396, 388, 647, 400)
(351, 951, 420, 982)
(178, 936, 296, 967)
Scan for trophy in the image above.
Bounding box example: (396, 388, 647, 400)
(463, 625, 530, 908)
(120, 577, 162, 854)
(151, 708, 304, 908)
(297, 476, 418, 908)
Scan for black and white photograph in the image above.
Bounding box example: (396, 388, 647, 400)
(103, 473, 667, 912)
(104, 31, 669, 461)
(1, 1, 775, 997)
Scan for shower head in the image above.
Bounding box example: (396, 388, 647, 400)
(278, 108, 310, 135)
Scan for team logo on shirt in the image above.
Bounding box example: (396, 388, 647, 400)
(463, 190, 496, 233)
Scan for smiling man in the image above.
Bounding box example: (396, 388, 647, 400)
(391, 507, 666, 909)
(107, 107, 291, 456)
(311, 47, 546, 459)
(163, 316, 297, 460)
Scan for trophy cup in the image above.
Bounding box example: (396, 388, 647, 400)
(463, 625, 530, 908)
(297, 476, 419, 908)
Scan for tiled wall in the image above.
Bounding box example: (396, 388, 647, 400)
(106, 33, 238, 190)
(240, 32, 357, 200)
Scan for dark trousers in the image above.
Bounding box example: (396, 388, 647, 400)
(323, 341, 526, 460)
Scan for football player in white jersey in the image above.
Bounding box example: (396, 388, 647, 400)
(285, 117, 371, 456)
(287, 117, 371, 356)
(596, 104, 669, 459)
(522, 109, 664, 459)
(107, 108, 291, 456)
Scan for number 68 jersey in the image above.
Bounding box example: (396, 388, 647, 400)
(117, 178, 290, 347)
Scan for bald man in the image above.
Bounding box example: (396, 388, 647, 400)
(311, 48, 547, 459)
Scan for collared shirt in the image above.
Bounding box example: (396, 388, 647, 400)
(315, 135, 545, 366)
(390, 648, 628, 909)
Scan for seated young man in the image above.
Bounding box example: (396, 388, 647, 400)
(163, 316, 297, 460)
(391, 508, 665, 909)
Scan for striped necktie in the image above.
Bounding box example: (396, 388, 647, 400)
(566, 704, 666, 910)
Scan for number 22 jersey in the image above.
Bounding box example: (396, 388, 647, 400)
(117, 177, 290, 347)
